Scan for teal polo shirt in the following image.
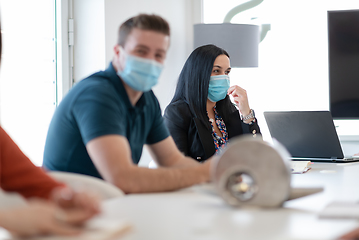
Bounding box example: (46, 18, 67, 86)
(43, 63, 169, 179)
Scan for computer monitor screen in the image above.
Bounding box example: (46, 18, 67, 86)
(328, 9, 359, 119)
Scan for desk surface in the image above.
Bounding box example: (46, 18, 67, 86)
(101, 162, 359, 240)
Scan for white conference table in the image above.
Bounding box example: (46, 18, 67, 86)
(100, 162, 359, 240)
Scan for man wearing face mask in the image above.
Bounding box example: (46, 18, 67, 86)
(43, 14, 211, 194)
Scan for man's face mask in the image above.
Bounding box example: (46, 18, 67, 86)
(117, 49, 164, 92)
(208, 75, 230, 102)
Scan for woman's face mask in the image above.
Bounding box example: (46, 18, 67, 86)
(117, 49, 164, 92)
(208, 75, 230, 102)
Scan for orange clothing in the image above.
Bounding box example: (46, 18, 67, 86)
(0, 127, 63, 199)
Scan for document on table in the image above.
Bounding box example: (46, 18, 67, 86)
(291, 161, 312, 174)
(319, 201, 359, 219)
(6, 219, 132, 240)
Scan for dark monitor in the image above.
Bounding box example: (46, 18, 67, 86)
(328, 9, 359, 119)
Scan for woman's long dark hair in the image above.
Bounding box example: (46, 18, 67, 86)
(170, 44, 236, 127)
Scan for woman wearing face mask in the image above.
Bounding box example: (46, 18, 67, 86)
(163, 44, 260, 162)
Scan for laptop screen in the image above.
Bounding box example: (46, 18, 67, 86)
(264, 111, 344, 159)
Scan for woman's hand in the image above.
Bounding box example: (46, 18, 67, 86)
(0, 187, 100, 237)
(338, 227, 359, 239)
(0, 200, 82, 237)
(51, 187, 100, 224)
(227, 85, 251, 116)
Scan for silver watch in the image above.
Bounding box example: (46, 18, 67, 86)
(241, 109, 255, 121)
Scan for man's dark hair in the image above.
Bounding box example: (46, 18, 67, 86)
(170, 44, 236, 128)
(117, 14, 170, 47)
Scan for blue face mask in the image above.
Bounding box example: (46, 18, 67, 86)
(208, 75, 230, 102)
(118, 54, 163, 92)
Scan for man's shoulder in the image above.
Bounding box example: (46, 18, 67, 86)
(142, 90, 162, 110)
(57, 71, 123, 116)
(85, 69, 112, 81)
(70, 71, 116, 97)
(143, 90, 158, 101)
(79, 70, 112, 87)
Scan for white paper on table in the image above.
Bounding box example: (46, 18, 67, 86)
(7, 219, 132, 240)
(291, 161, 312, 174)
(319, 201, 359, 219)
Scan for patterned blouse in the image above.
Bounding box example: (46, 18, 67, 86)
(209, 106, 229, 153)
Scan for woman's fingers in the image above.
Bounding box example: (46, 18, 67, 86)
(338, 227, 359, 240)
(71, 191, 101, 213)
(51, 187, 75, 208)
(55, 208, 97, 225)
(227, 85, 250, 115)
(227, 86, 236, 95)
(52, 187, 101, 214)
(46, 219, 82, 236)
(1, 200, 84, 237)
(228, 85, 247, 99)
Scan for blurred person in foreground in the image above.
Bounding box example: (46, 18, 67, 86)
(0, 21, 100, 237)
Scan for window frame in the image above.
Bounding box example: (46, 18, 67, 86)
(56, 0, 73, 104)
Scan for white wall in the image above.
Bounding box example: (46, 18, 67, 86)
(73, 0, 106, 82)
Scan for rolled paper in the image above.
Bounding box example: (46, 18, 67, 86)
(211, 136, 292, 208)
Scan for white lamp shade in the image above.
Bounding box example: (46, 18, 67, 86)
(194, 23, 259, 67)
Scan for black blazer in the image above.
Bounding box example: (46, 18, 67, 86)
(163, 99, 261, 162)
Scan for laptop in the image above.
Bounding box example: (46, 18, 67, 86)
(264, 111, 359, 162)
